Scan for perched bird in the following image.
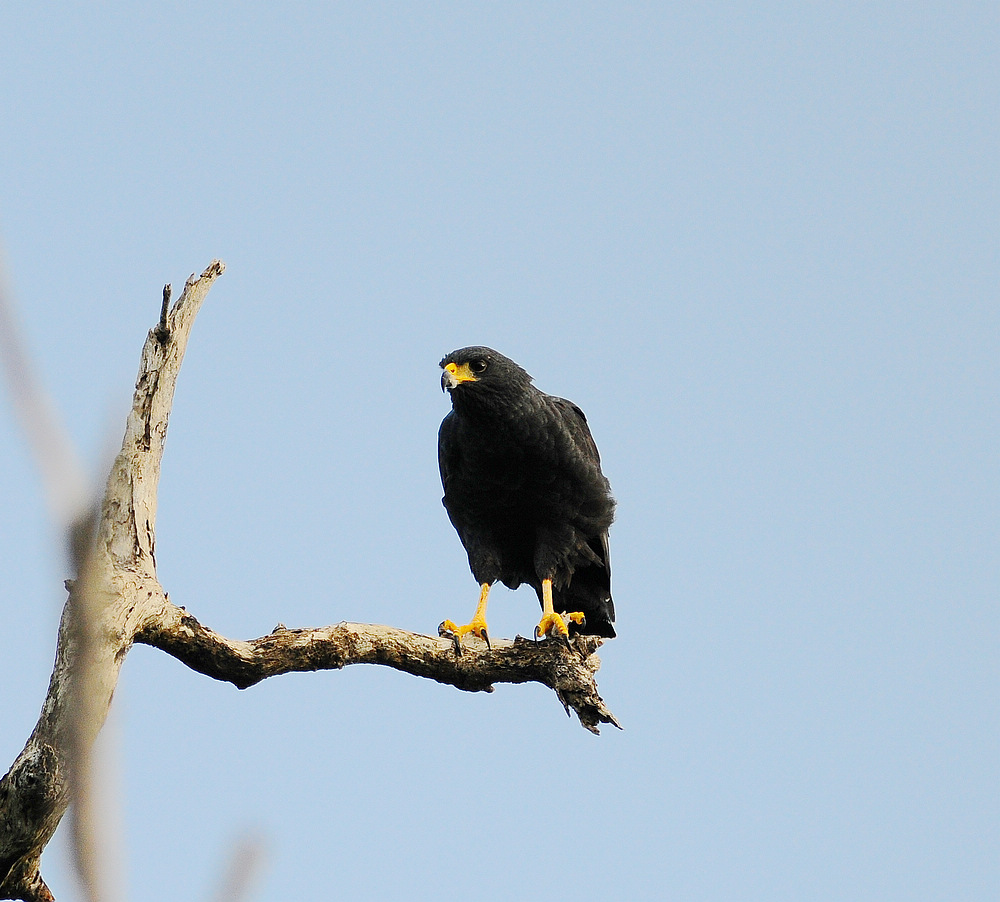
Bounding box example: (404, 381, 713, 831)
(437, 346, 615, 649)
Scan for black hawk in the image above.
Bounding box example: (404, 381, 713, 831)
(437, 346, 616, 649)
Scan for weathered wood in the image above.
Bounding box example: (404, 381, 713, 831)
(136, 609, 620, 730)
(1, 262, 223, 902)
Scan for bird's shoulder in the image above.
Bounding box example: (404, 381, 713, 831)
(439, 386, 604, 473)
(542, 393, 603, 466)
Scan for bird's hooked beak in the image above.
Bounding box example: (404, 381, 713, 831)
(441, 361, 478, 392)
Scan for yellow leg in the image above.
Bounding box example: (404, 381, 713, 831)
(534, 579, 585, 643)
(439, 583, 492, 651)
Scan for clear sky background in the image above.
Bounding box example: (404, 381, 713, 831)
(0, 3, 996, 901)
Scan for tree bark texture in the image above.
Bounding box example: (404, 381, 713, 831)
(0, 261, 618, 902)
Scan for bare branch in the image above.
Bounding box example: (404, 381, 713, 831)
(101, 259, 224, 570)
(136, 601, 621, 733)
(0, 262, 225, 902)
(66, 511, 127, 902)
(209, 834, 266, 902)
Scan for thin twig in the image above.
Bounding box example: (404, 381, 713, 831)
(209, 834, 266, 902)
(0, 251, 90, 530)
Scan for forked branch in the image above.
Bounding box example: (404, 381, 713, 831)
(0, 261, 618, 902)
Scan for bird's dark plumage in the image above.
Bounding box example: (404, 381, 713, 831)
(438, 346, 616, 640)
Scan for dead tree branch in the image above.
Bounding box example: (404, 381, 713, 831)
(0, 261, 225, 902)
(0, 260, 618, 902)
(136, 607, 619, 730)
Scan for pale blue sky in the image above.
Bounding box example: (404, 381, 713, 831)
(1, 3, 996, 900)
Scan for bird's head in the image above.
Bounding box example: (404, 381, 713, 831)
(439, 347, 533, 398)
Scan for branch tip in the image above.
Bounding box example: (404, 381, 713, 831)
(190, 260, 226, 285)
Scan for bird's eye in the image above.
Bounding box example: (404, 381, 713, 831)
(470, 358, 488, 374)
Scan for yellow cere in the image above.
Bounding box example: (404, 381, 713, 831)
(445, 361, 478, 383)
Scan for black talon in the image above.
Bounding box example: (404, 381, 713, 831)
(438, 622, 463, 656)
(482, 628, 491, 650)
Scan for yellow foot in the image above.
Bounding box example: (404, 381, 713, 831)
(438, 614, 491, 653)
(439, 583, 492, 655)
(534, 610, 586, 646)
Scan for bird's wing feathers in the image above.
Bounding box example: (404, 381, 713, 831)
(549, 396, 603, 465)
(437, 411, 460, 491)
